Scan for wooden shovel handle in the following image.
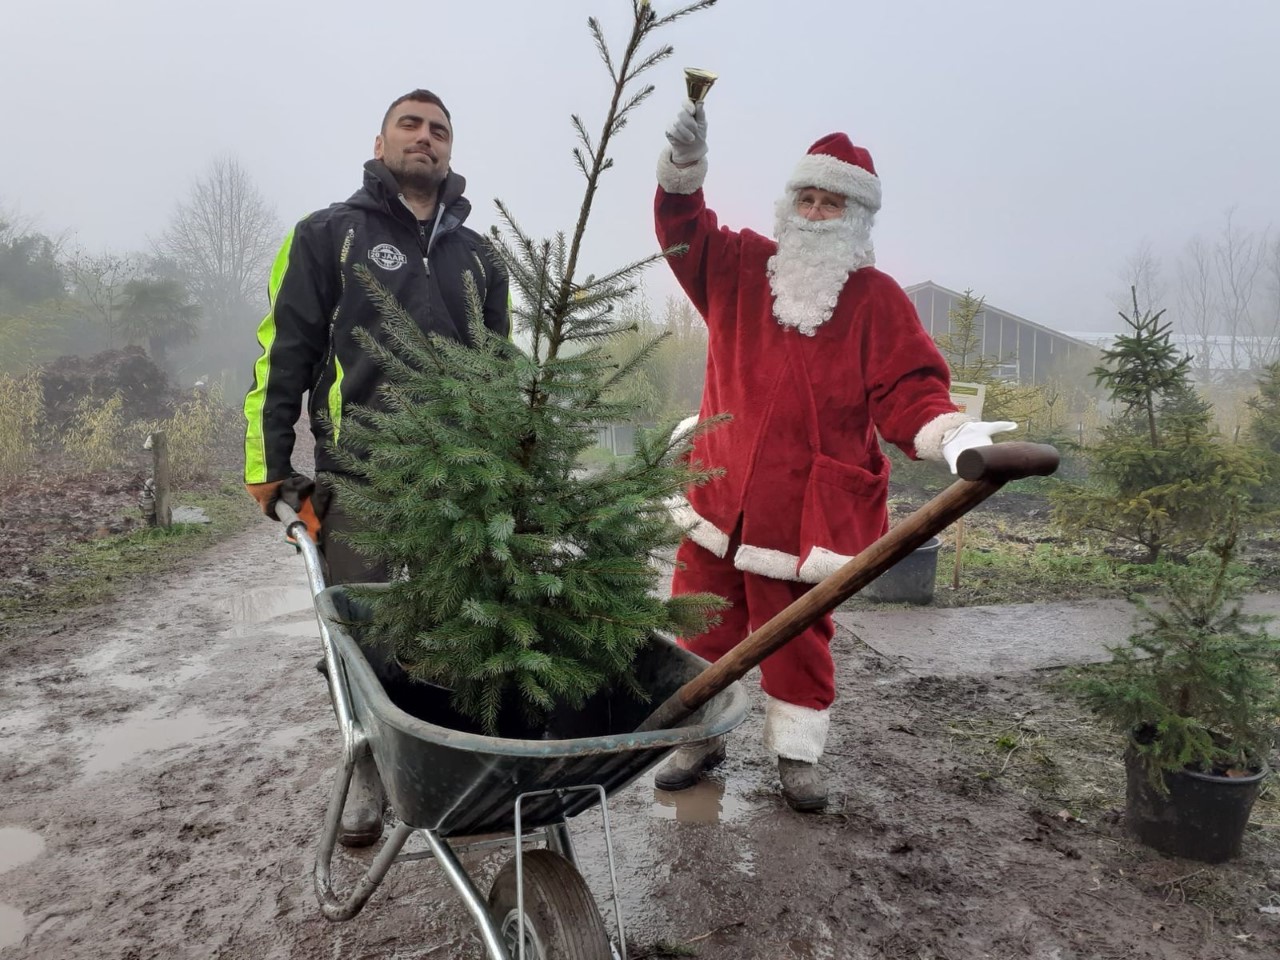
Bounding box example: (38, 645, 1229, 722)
(635, 442, 1059, 733)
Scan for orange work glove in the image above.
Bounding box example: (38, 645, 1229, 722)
(246, 479, 284, 516)
(245, 475, 322, 543)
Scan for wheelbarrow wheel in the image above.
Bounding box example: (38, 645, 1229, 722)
(488, 849, 611, 960)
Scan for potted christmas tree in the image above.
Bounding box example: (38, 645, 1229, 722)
(328, 0, 726, 736)
(1068, 513, 1279, 862)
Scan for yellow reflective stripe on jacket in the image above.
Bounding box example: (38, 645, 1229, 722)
(328, 357, 344, 443)
(243, 227, 296, 483)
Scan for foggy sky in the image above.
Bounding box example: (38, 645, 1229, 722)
(4, 0, 1278, 334)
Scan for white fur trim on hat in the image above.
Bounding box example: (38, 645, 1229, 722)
(763, 695, 830, 762)
(787, 154, 881, 212)
(657, 150, 708, 195)
(913, 411, 974, 462)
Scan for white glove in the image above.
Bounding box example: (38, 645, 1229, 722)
(942, 420, 1018, 473)
(665, 99, 707, 166)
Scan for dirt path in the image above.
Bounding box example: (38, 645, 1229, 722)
(1, 522, 1277, 959)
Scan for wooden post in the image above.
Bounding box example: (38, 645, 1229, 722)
(952, 516, 965, 590)
(150, 431, 172, 528)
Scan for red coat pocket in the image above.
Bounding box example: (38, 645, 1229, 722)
(798, 452, 890, 579)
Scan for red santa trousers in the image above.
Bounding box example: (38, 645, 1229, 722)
(671, 535, 835, 712)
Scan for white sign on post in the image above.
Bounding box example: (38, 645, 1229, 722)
(946, 382, 986, 592)
(949, 381, 986, 421)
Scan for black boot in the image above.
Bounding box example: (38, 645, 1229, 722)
(778, 757, 828, 812)
(654, 737, 726, 791)
(339, 753, 387, 847)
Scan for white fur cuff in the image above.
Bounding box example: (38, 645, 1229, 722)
(657, 150, 708, 195)
(671, 414, 699, 442)
(763, 696, 830, 762)
(913, 411, 974, 462)
(667, 497, 730, 558)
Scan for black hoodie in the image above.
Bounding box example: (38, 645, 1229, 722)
(244, 160, 510, 483)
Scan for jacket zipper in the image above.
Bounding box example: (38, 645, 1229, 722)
(400, 194, 443, 279)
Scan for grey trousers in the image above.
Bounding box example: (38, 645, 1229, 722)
(313, 473, 400, 684)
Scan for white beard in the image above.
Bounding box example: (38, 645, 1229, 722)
(767, 198, 876, 336)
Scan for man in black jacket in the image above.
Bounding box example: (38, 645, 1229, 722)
(242, 89, 509, 846)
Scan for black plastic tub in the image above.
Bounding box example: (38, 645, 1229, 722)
(316, 584, 750, 838)
(863, 535, 941, 605)
(1125, 745, 1268, 863)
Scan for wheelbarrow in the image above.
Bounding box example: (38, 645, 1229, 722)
(276, 441, 1057, 959)
(277, 504, 751, 960)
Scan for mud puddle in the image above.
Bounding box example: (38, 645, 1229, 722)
(0, 827, 43, 952)
(228, 584, 314, 624)
(81, 703, 241, 776)
(648, 774, 756, 824)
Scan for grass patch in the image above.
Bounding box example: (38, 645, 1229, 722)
(0, 479, 258, 637)
(940, 704, 1127, 817)
(929, 674, 1280, 921)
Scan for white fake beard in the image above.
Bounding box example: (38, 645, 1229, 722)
(767, 199, 876, 336)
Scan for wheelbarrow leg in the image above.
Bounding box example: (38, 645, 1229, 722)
(545, 819, 577, 865)
(420, 829, 513, 960)
(313, 744, 414, 922)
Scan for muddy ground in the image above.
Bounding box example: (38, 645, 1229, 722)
(0, 464, 149, 613)
(2, 515, 1279, 959)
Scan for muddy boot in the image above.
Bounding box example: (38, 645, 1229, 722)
(778, 757, 828, 813)
(339, 753, 386, 847)
(654, 736, 726, 791)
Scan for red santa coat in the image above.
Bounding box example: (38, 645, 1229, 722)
(657, 185, 961, 584)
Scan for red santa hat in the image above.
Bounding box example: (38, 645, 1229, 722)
(785, 133, 882, 213)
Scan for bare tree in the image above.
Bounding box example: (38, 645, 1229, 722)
(156, 156, 279, 332)
(1249, 233, 1280, 370)
(1213, 208, 1267, 373)
(1174, 234, 1218, 380)
(659, 295, 708, 417)
(1113, 239, 1166, 319)
(64, 250, 137, 348)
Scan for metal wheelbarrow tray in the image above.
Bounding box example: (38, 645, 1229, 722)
(316, 583, 749, 837)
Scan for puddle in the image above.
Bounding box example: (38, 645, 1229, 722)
(71, 639, 130, 676)
(649, 775, 754, 824)
(0, 828, 44, 873)
(0, 705, 48, 745)
(171, 505, 211, 524)
(71, 641, 213, 693)
(229, 586, 314, 624)
(82, 704, 240, 777)
(0, 903, 26, 951)
(262, 618, 321, 639)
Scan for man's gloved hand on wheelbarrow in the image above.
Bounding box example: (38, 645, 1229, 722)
(245, 474, 322, 543)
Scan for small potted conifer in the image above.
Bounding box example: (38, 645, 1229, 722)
(1068, 513, 1279, 862)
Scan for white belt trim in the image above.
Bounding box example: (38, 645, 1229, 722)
(667, 500, 854, 584)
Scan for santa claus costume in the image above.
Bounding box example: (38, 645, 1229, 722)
(655, 126, 973, 807)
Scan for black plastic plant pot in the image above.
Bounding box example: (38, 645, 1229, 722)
(1124, 745, 1269, 863)
(863, 536, 941, 605)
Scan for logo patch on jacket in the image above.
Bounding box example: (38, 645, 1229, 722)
(368, 243, 407, 271)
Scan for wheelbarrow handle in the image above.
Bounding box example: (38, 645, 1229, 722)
(634, 442, 1059, 734)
